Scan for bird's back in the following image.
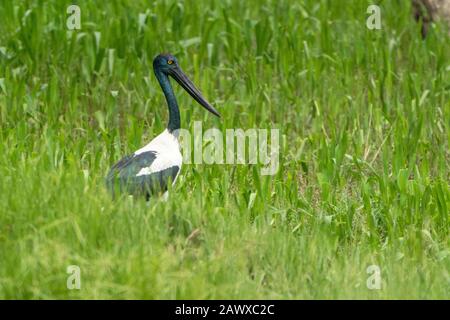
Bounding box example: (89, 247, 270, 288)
(106, 129, 182, 199)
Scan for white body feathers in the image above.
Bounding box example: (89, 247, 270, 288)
(135, 129, 182, 180)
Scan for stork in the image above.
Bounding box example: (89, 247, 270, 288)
(106, 53, 220, 200)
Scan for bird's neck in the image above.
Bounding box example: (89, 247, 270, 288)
(155, 70, 180, 132)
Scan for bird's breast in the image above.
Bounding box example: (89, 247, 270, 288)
(135, 129, 182, 177)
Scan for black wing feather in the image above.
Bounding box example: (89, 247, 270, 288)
(106, 151, 179, 199)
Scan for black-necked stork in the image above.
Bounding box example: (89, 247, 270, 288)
(106, 53, 220, 200)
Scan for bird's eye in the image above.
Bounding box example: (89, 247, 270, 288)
(167, 59, 173, 65)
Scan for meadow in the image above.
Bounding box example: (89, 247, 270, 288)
(0, 0, 449, 299)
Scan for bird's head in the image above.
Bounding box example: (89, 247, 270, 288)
(153, 53, 179, 74)
(153, 53, 220, 118)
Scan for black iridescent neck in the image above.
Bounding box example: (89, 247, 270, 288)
(154, 69, 180, 132)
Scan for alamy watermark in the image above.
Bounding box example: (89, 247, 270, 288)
(366, 5, 381, 30)
(366, 265, 382, 290)
(174, 122, 280, 175)
(67, 265, 81, 290)
(66, 5, 81, 30)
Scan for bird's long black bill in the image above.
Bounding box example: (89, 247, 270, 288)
(169, 67, 220, 117)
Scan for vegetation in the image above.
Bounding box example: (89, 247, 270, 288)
(0, 0, 448, 299)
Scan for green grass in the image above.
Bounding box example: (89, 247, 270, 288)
(0, 0, 449, 299)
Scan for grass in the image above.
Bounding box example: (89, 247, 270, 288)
(0, 0, 449, 299)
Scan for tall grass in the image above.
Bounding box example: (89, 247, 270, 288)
(0, 0, 448, 299)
